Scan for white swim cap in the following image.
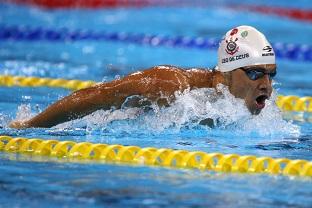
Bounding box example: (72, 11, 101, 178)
(216, 25, 275, 72)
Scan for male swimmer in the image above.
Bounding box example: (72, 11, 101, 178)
(10, 25, 276, 128)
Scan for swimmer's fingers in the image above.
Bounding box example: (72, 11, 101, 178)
(9, 120, 29, 129)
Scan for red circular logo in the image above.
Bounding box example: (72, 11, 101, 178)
(230, 28, 238, 36)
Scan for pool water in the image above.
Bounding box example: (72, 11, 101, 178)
(0, 1, 312, 207)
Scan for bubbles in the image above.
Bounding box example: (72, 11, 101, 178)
(15, 104, 34, 121)
(226, 90, 300, 138)
(0, 113, 10, 128)
(56, 85, 300, 138)
(3, 103, 35, 128)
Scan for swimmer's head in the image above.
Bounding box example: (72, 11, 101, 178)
(216, 25, 275, 72)
(216, 26, 277, 115)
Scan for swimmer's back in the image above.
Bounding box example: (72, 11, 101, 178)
(122, 65, 219, 91)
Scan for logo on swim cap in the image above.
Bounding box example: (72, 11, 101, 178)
(262, 46, 274, 57)
(225, 28, 240, 55)
(216, 25, 275, 72)
(225, 38, 239, 55)
(241, 31, 248, 38)
(263, 46, 273, 52)
(230, 28, 238, 36)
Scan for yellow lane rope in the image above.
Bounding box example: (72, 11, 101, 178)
(0, 75, 311, 113)
(0, 136, 311, 177)
(276, 95, 312, 112)
(0, 75, 96, 90)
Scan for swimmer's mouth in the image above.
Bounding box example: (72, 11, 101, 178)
(255, 95, 268, 109)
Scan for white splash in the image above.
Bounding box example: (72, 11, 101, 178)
(5, 104, 35, 128)
(56, 85, 300, 137)
(0, 113, 10, 128)
(15, 104, 34, 121)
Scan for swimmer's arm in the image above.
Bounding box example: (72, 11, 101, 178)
(9, 67, 188, 128)
(9, 80, 144, 128)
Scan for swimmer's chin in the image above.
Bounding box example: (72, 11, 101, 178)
(247, 101, 265, 115)
(249, 94, 268, 115)
(249, 107, 261, 115)
(249, 107, 263, 115)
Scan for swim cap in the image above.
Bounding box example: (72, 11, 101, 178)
(216, 25, 275, 72)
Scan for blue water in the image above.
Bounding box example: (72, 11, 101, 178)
(0, 1, 312, 207)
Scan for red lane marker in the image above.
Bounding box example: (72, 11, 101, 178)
(10, 0, 151, 8)
(231, 5, 312, 22)
(6, 0, 312, 23)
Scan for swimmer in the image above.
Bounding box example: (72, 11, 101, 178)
(9, 25, 276, 128)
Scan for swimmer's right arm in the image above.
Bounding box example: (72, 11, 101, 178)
(10, 82, 131, 128)
(9, 66, 192, 128)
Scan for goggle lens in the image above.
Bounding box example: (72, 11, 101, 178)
(242, 68, 276, 81)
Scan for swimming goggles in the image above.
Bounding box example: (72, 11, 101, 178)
(240, 67, 277, 81)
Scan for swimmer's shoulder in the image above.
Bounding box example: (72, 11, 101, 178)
(144, 65, 212, 77)
(134, 65, 188, 80)
(149, 65, 184, 72)
(127, 65, 222, 88)
(124, 65, 186, 84)
(184, 67, 217, 88)
(142, 65, 219, 88)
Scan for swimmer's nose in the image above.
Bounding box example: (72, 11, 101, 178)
(258, 75, 272, 94)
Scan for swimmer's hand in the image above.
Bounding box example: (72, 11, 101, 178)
(9, 120, 30, 129)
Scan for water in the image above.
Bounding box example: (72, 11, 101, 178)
(0, 1, 312, 207)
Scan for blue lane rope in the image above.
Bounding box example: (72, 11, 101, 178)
(1, 25, 312, 62)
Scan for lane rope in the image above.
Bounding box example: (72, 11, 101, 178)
(11, 0, 154, 8)
(1, 136, 311, 177)
(1, 25, 312, 62)
(0, 74, 311, 114)
(0, 74, 96, 91)
(276, 95, 312, 113)
(232, 5, 312, 22)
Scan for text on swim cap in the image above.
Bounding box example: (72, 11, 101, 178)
(222, 53, 249, 64)
(262, 46, 274, 57)
(262, 53, 274, 57)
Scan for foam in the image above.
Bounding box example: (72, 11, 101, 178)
(15, 104, 34, 121)
(54, 85, 300, 137)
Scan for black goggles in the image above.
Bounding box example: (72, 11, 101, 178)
(240, 67, 277, 81)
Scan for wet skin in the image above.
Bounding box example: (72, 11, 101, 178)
(227, 64, 276, 115)
(9, 64, 276, 128)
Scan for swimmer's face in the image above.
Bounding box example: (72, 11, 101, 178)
(227, 64, 276, 115)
